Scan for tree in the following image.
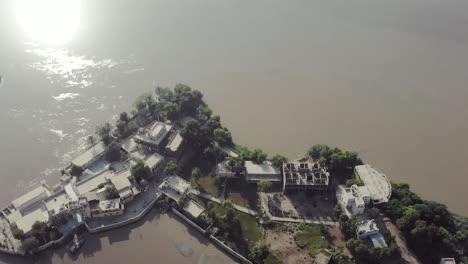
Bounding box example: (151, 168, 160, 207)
(104, 142, 121, 162)
(269, 154, 288, 168)
(180, 120, 210, 150)
(163, 162, 177, 176)
(203, 146, 225, 163)
(96, 122, 112, 139)
(116, 120, 126, 136)
(32, 221, 49, 243)
(22, 237, 40, 253)
(130, 159, 149, 179)
(346, 178, 364, 187)
(12, 227, 24, 240)
(308, 144, 331, 161)
(258, 180, 272, 192)
(214, 128, 233, 146)
(106, 185, 120, 199)
(120, 112, 129, 122)
(250, 149, 267, 163)
(191, 167, 203, 179)
(162, 102, 179, 121)
(69, 163, 84, 177)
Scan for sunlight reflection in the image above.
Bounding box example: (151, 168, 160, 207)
(15, 0, 81, 45)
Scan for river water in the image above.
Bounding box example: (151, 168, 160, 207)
(1, 0, 468, 262)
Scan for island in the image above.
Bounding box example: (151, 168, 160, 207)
(0, 84, 466, 264)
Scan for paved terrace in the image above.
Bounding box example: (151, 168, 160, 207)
(86, 180, 162, 230)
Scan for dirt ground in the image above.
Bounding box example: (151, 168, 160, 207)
(264, 224, 313, 264)
(265, 192, 336, 221)
(326, 225, 351, 256)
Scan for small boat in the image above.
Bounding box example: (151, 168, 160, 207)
(68, 234, 85, 254)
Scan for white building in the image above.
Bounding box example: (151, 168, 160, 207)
(159, 175, 190, 202)
(71, 142, 106, 169)
(356, 219, 388, 248)
(89, 198, 123, 218)
(283, 162, 329, 192)
(355, 165, 392, 204)
(215, 160, 243, 178)
(440, 258, 456, 264)
(165, 131, 185, 160)
(245, 161, 281, 182)
(336, 184, 371, 216)
(134, 121, 173, 150)
(183, 200, 205, 219)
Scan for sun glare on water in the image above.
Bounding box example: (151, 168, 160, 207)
(15, 0, 81, 45)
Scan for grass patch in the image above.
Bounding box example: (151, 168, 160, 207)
(263, 253, 282, 264)
(294, 224, 329, 256)
(237, 212, 262, 244)
(197, 176, 220, 197)
(211, 203, 262, 245)
(228, 193, 249, 207)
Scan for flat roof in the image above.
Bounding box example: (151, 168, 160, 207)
(166, 132, 184, 152)
(99, 198, 121, 211)
(75, 170, 110, 195)
(144, 153, 164, 168)
(121, 137, 139, 153)
(71, 142, 106, 167)
(245, 161, 280, 175)
(159, 175, 190, 201)
(14, 205, 49, 233)
(12, 184, 50, 209)
(369, 233, 388, 248)
(135, 121, 172, 146)
(43, 190, 68, 215)
(440, 258, 456, 264)
(355, 165, 391, 204)
(183, 200, 205, 219)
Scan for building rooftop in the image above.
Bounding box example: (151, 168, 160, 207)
(121, 137, 139, 153)
(71, 142, 106, 168)
(144, 153, 164, 169)
(440, 258, 457, 264)
(183, 200, 205, 219)
(355, 165, 391, 204)
(13, 204, 49, 233)
(159, 175, 190, 201)
(11, 182, 51, 210)
(245, 161, 280, 175)
(99, 198, 121, 211)
(369, 233, 388, 249)
(75, 170, 110, 195)
(43, 190, 68, 216)
(135, 121, 172, 147)
(165, 132, 184, 153)
(283, 162, 329, 187)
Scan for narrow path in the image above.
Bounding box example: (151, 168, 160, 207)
(383, 218, 422, 264)
(189, 189, 258, 216)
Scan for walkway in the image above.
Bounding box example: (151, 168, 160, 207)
(189, 189, 258, 216)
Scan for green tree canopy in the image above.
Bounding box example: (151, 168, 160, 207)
(269, 154, 288, 168)
(181, 120, 210, 150)
(130, 159, 149, 179)
(258, 180, 272, 192)
(69, 163, 84, 177)
(104, 142, 121, 162)
(214, 128, 233, 146)
(191, 167, 203, 179)
(163, 162, 177, 176)
(106, 185, 120, 199)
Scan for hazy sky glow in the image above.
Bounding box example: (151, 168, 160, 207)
(15, 0, 81, 45)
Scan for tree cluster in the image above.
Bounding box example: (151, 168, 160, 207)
(69, 163, 84, 177)
(384, 183, 468, 263)
(346, 237, 400, 264)
(308, 144, 361, 172)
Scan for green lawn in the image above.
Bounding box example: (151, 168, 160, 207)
(263, 253, 282, 264)
(211, 204, 262, 245)
(294, 224, 329, 256)
(196, 176, 220, 197)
